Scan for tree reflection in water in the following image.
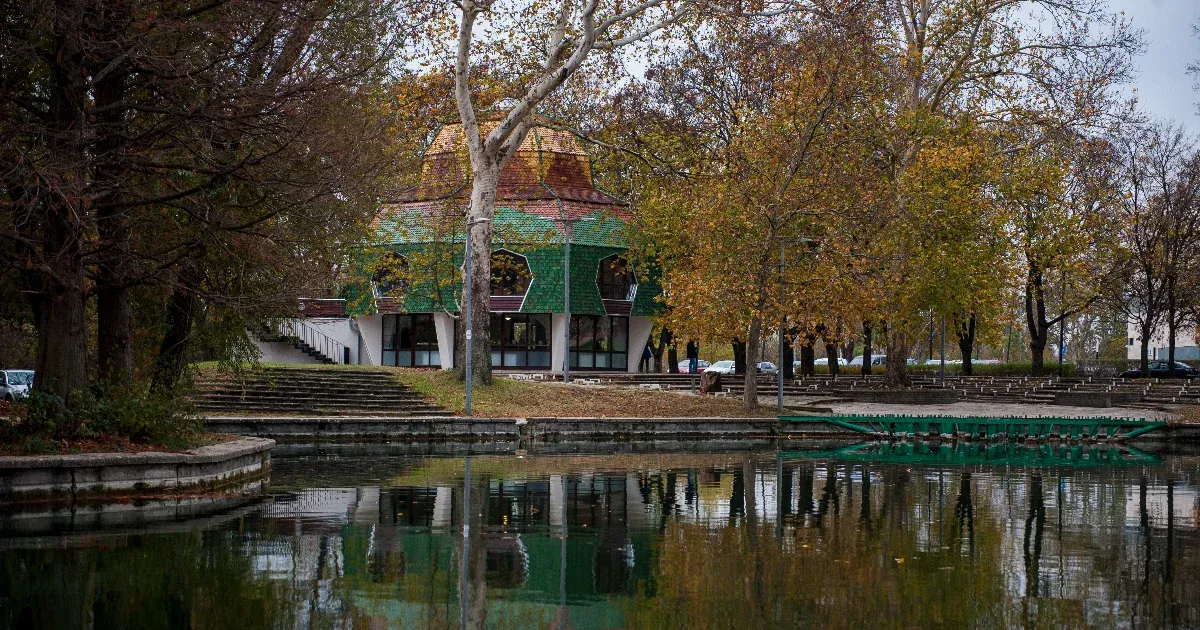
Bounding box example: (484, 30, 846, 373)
(0, 447, 1198, 629)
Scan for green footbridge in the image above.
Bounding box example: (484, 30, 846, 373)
(780, 441, 1161, 467)
(779, 414, 1168, 441)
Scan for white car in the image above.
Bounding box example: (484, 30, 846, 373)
(707, 360, 737, 375)
(756, 362, 778, 375)
(814, 357, 848, 366)
(848, 355, 888, 366)
(1, 370, 34, 401)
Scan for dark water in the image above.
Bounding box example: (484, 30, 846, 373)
(2, 441, 1199, 629)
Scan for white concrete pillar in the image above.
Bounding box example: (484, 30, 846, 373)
(550, 474, 565, 530)
(356, 314, 384, 366)
(433, 312, 457, 370)
(627, 316, 653, 373)
(433, 486, 453, 526)
(352, 487, 380, 525)
(551, 313, 570, 374)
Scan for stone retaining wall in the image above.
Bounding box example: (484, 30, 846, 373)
(205, 416, 866, 440)
(831, 389, 961, 404)
(0, 436, 274, 501)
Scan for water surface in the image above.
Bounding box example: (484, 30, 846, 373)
(2, 442, 1199, 629)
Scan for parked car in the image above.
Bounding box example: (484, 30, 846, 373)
(848, 354, 888, 366)
(677, 359, 711, 373)
(756, 362, 778, 375)
(1119, 361, 1200, 379)
(814, 357, 848, 366)
(707, 360, 737, 375)
(0, 370, 34, 401)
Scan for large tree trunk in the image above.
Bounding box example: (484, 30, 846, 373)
(1026, 272, 1052, 377)
(1030, 326, 1049, 377)
(800, 334, 816, 376)
(667, 341, 679, 373)
(1138, 320, 1153, 377)
(1167, 280, 1177, 377)
(152, 282, 198, 393)
(94, 3, 134, 390)
(824, 342, 840, 376)
(958, 314, 976, 376)
(733, 338, 747, 375)
(862, 322, 873, 376)
(883, 328, 910, 388)
(743, 318, 761, 410)
(782, 332, 795, 380)
(33, 3, 90, 400)
(458, 165, 498, 385)
(653, 327, 671, 373)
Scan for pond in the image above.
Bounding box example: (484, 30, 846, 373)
(2, 441, 1199, 629)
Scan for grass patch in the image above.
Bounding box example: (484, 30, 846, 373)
(393, 370, 777, 418)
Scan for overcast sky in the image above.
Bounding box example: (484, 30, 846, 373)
(1107, 0, 1200, 130)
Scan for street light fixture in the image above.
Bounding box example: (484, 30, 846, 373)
(556, 216, 596, 384)
(463, 217, 492, 416)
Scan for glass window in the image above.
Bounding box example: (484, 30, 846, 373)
(383, 314, 444, 368)
(568, 315, 630, 371)
(597, 255, 633, 300)
(489, 313, 553, 370)
(373, 253, 408, 296)
(612, 317, 627, 352)
(530, 314, 550, 348)
(490, 250, 532, 296)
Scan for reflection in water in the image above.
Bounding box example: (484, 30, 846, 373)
(0, 444, 1198, 628)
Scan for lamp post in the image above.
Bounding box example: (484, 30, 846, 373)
(463, 217, 491, 416)
(557, 216, 595, 384)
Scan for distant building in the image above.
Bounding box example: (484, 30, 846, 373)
(258, 120, 659, 372)
(1126, 321, 1200, 361)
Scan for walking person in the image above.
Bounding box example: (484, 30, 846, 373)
(686, 339, 699, 374)
(639, 343, 653, 372)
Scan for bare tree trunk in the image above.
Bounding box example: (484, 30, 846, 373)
(152, 283, 198, 394)
(94, 3, 133, 390)
(884, 328, 909, 388)
(743, 318, 760, 410)
(732, 338, 747, 375)
(33, 2, 90, 399)
(958, 314, 976, 376)
(1167, 279, 1177, 377)
(825, 342, 840, 376)
(862, 322, 873, 376)
(782, 331, 795, 380)
(800, 335, 815, 376)
(654, 327, 671, 373)
(1138, 320, 1153, 377)
(458, 166, 498, 385)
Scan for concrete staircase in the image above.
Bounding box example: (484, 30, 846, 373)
(193, 367, 448, 416)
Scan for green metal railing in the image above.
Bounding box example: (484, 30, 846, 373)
(779, 414, 1168, 441)
(779, 440, 1161, 467)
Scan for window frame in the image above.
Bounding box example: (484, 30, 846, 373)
(490, 312, 552, 369)
(569, 315, 629, 370)
(382, 313, 446, 367)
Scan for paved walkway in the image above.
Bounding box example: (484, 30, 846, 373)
(770, 396, 1174, 421)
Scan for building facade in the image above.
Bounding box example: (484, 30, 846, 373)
(258, 121, 658, 372)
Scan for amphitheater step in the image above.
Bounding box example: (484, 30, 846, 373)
(192, 367, 448, 416)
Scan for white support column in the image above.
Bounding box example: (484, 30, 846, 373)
(433, 312, 457, 371)
(551, 313, 570, 374)
(433, 486, 453, 526)
(627, 316, 654, 373)
(356, 314, 384, 366)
